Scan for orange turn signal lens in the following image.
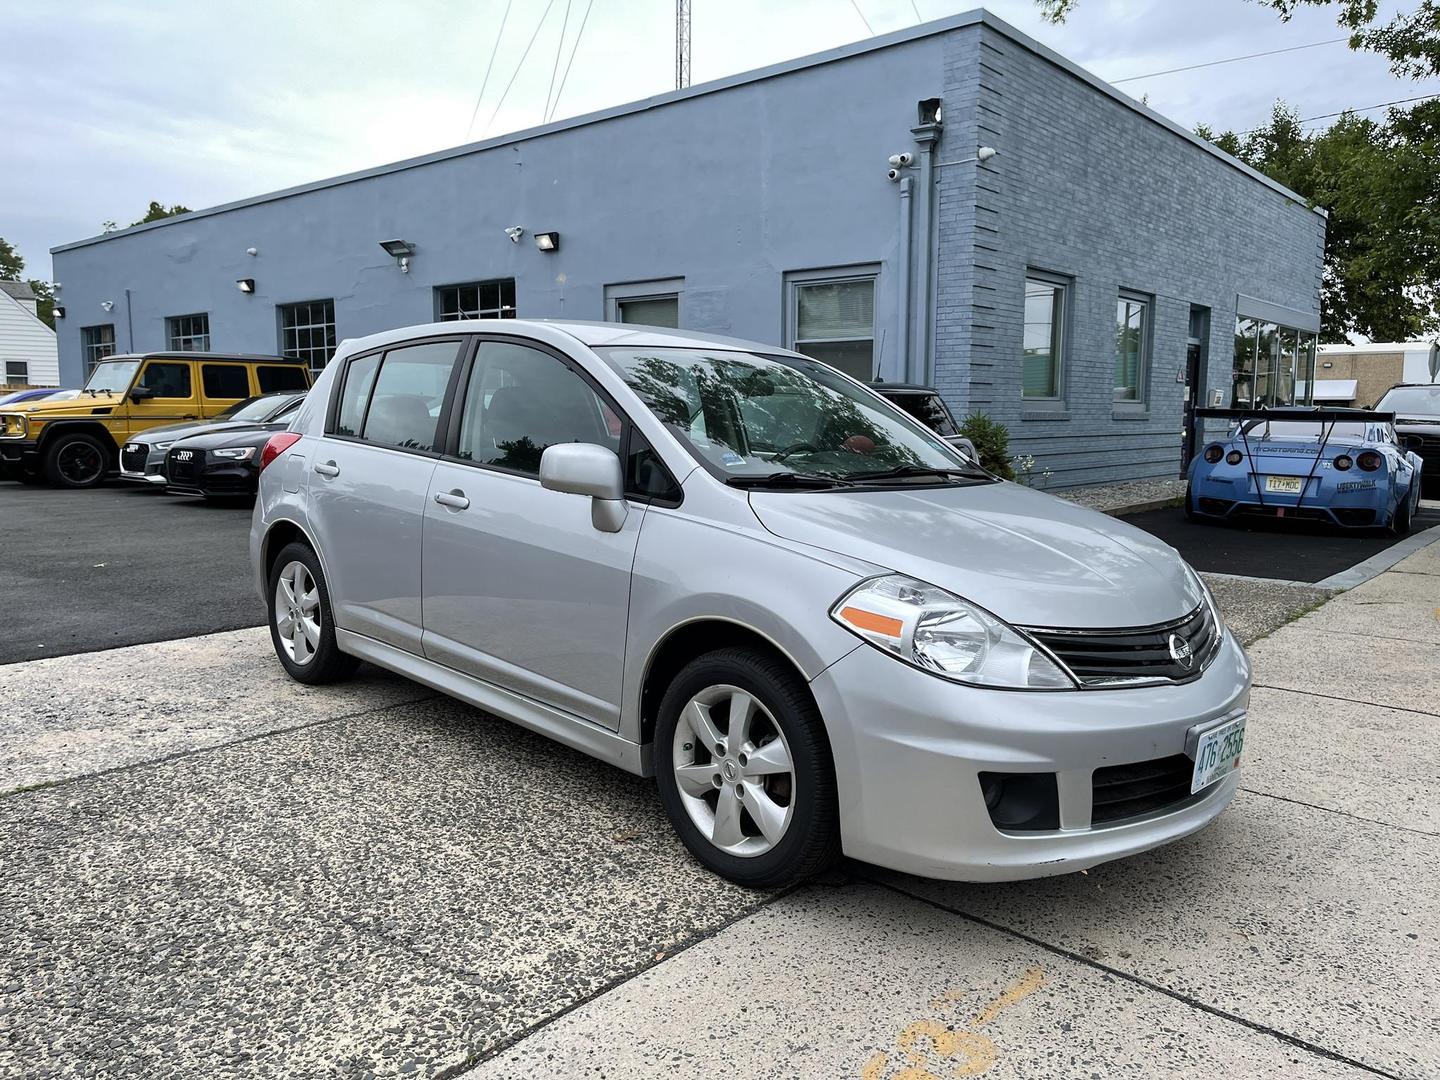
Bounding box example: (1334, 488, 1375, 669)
(838, 606, 904, 638)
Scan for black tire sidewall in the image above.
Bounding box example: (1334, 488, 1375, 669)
(654, 649, 839, 889)
(44, 433, 111, 488)
(266, 541, 355, 684)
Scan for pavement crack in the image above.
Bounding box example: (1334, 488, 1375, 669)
(1239, 787, 1438, 837)
(1251, 682, 1440, 721)
(0, 692, 440, 802)
(863, 875, 1407, 1080)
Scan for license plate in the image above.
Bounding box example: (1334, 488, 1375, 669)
(1191, 714, 1246, 793)
(1265, 475, 1303, 494)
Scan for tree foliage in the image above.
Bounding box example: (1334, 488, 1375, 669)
(1196, 101, 1440, 341)
(131, 201, 192, 227)
(0, 237, 56, 328)
(1038, 0, 1440, 79)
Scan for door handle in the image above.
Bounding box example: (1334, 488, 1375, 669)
(434, 489, 470, 510)
(313, 461, 340, 478)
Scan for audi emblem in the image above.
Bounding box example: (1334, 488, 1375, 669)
(174, 450, 193, 461)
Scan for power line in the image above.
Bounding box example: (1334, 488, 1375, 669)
(1111, 37, 1347, 84)
(1238, 93, 1440, 134)
(847, 0, 874, 35)
(465, 0, 514, 140)
(908, 0, 923, 24)
(483, 0, 560, 137)
(543, 0, 575, 124)
(547, 0, 596, 123)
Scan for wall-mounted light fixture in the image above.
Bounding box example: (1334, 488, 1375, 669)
(379, 238, 415, 273)
(236, 279, 255, 294)
(505, 226, 525, 244)
(917, 98, 943, 127)
(101, 300, 114, 312)
(53, 306, 65, 320)
(246, 247, 258, 256)
(534, 232, 560, 253)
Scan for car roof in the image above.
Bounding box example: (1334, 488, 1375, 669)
(331, 319, 811, 362)
(99, 351, 302, 363)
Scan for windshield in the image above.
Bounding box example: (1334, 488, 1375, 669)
(83, 360, 140, 395)
(1239, 420, 1371, 440)
(220, 394, 300, 422)
(595, 347, 986, 484)
(1377, 385, 1440, 416)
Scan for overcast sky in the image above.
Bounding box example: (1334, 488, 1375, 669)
(4, 0, 1435, 280)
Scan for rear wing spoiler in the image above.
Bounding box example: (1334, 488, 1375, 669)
(1195, 407, 1396, 423)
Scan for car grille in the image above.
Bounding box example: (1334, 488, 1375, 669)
(1024, 603, 1218, 688)
(121, 444, 147, 472)
(1091, 754, 1201, 825)
(166, 449, 198, 482)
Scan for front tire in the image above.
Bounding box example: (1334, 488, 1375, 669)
(266, 542, 358, 685)
(43, 432, 111, 488)
(655, 648, 840, 889)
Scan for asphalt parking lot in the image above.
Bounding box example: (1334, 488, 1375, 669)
(1, 480, 1437, 1078)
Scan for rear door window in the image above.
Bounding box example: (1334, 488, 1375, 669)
(341, 340, 461, 452)
(258, 365, 310, 392)
(136, 361, 193, 399)
(335, 354, 381, 437)
(202, 364, 249, 400)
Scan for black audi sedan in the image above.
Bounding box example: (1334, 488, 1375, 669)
(120, 391, 306, 486)
(165, 423, 294, 501)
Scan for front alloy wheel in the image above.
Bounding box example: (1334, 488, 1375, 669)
(655, 648, 839, 889)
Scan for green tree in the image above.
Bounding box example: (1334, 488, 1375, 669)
(1037, 0, 1440, 79)
(131, 200, 191, 227)
(0, 236, 56, 328)
(1196, 101, 1440, 341)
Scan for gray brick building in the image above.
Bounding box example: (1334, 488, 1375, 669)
(50, 8, 1324, 486)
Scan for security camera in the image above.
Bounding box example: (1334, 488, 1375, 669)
(505, 226, 525, 243)
(887, 152, 914, 168)
(886, 168, 902, 182)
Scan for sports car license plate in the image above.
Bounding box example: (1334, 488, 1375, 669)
(1191, 714, 1246, 794)
(1265, 475, 1303, 494)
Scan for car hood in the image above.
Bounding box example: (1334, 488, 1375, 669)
(171, 423, 286, 450)
(748, 481, 1200, 629)
(2, 396, 118, 419)
(133, 419, 257, 445)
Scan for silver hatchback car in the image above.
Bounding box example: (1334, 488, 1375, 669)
(251, 321, 1250, 888)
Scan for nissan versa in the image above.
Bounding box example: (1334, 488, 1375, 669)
(250, 321, 1250, 888)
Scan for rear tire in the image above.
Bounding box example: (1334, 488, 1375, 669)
(43, 432, 111, 489)
(655, 648, 840, 890)
(267, 542, 358, 685)
(1184, 485, 1199, 522)
(1390, 491, 1414, 536)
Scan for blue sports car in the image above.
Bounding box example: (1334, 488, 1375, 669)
(1187, 407, 1424, 534)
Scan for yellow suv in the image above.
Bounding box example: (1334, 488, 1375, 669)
(0, 352, 312, 488)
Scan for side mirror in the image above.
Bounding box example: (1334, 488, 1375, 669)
(539, 443, 628, 532)
(128, 385, 155, 401)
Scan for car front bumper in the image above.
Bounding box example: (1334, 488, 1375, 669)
(810, 628, 1251, 881)
(166, 461, 260, 497)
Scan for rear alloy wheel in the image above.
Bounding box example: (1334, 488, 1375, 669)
(267, 542, 358, 685)
(655, 648, 840, 889)
(43, 432, 110, 489)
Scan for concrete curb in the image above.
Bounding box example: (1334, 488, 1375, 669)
(1312, 522, 1440, 590)
(1099, 495, 1186, 518)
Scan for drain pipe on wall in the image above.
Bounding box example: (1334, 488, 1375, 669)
(910, 112, 943, 387)
(894, 175, 913, 382)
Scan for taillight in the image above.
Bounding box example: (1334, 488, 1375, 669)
(1203, 444, 1224, 463)
(1356, 451, 1382, 472)
(260, 432, 302, 472)
(1225, 450, 1243, 465)
(1334, 454, 1353, 471)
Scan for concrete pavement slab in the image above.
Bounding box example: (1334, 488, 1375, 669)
(1243, 686, 1439, 834)
(1391, 542, 1440, 576)
(1288, 586, 1440, 647)
(464, 881, 1373, 1080)
(1199, 573, 1331, 644)
(0, 627, 432, 794)
(0, 696, 765, 1078)
(1246, 626, 1440, 715)
(878, 792, 1438, 1079)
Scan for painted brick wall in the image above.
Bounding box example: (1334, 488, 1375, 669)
(935, 23, 1326, 488)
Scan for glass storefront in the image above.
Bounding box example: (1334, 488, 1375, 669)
(1231, 316, 1317, 407)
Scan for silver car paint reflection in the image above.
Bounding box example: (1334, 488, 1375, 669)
(252, 319, 1252, 881)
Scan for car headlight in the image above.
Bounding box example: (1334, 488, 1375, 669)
(209, 446, 255, 461)
(830, 574, 1075, 690)
(154, 441, 174, 451)
(0, 414, 27, 438)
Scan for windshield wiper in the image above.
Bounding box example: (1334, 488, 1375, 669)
(725, 471, 853, 489)
(846, 464, 989, 484)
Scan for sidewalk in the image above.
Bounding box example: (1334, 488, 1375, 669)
(464, 542, 1440, 1079)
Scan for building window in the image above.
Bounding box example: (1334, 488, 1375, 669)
(1232, 316, 1317, 408)
(5, 361, 28, 387)
(606, 279, 683, 328)
(166, 313, 210, 352)
(789, 272, 877, 382)
(81, 325, 116, 375)
(279, 299, 337, 372)
(436, 279, 516, 321)
(1022, 275, 1066, 398)
(1114, 293, 1150, 403)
